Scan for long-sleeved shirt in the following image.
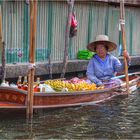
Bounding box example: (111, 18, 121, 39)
(86, 54, 124, 86)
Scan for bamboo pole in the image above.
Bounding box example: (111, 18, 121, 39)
(26, 0, 37, 120)
(0, 5, 3, 42)
(0, 5, 6, 81)
(48, 56, 52, 79)
(60, 0, 74, 78)
(120, 0, 129, 93)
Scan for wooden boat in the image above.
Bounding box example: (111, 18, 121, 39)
(0, 72, 140, 109)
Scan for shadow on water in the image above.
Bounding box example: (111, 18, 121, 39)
(0, 90, 140, 139)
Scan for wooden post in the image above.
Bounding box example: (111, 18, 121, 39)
(26, 0, 37, 120)
(0, 5, 3, 43)
(48, 56, 52, 79)
(61, 0, 74, 78)
(120, 0, 129, 93)
(0, 5, 6, 81)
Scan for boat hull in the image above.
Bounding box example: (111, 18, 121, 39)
(0, 75, 140, 109)
(33, 90, 126, 108)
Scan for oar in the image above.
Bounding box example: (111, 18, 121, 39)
(120, 0, 129, 93)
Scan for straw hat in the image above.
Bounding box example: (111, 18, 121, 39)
(87, 35, 117, 52)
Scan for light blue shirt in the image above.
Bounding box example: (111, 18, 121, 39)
(86, 54, 124, 85)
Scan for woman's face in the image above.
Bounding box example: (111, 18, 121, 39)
(95, 44, 107, 58)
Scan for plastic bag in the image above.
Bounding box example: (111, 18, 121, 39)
(77, 50, 95, 60)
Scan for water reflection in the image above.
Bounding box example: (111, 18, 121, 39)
(0, 90, 140, 139)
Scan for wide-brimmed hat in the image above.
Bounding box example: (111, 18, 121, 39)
(87, 35, 117, 52)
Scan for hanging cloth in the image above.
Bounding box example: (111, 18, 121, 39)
(69, 11, 78, 38)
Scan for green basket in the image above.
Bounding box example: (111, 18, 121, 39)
(77, 50, 95, 60)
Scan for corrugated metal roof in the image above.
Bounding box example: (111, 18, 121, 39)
(0, 1, 140, 64)
(2, 1, 29, 63)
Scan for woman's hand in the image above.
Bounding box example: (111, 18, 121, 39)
(123, 50, 131, 61)
(123, 50, 131, 65)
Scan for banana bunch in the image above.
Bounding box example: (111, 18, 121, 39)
(44, 79, 102, 92)
(45, 80, 76, 91)
(45, 80, 66, 91)
(74, 82, 97, 91)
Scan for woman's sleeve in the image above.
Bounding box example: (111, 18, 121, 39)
(113, 56, 131, 73)
(113, 57, 124, 72)
(86, 59, 103, 86)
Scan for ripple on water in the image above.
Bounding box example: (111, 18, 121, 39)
(0, 90, 140, 139)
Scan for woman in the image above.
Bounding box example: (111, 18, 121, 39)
(86, 35, 131, 86)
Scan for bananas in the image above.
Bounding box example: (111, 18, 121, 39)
(44, 79, 103, 92)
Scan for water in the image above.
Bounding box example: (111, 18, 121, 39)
(0, 90, 140, 139)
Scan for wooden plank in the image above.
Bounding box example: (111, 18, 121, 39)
(79, 0, 140, 7)
(93, 0, 140, 4)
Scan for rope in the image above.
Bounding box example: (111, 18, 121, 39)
(120, 19, 125, 25)
(28, 63, 36, 70)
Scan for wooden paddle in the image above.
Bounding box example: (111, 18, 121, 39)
(120, 0, 129, 93)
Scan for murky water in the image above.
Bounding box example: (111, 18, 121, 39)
(0, 90, 140, 139)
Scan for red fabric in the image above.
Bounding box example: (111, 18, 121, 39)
(71, 14, 77, 27)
